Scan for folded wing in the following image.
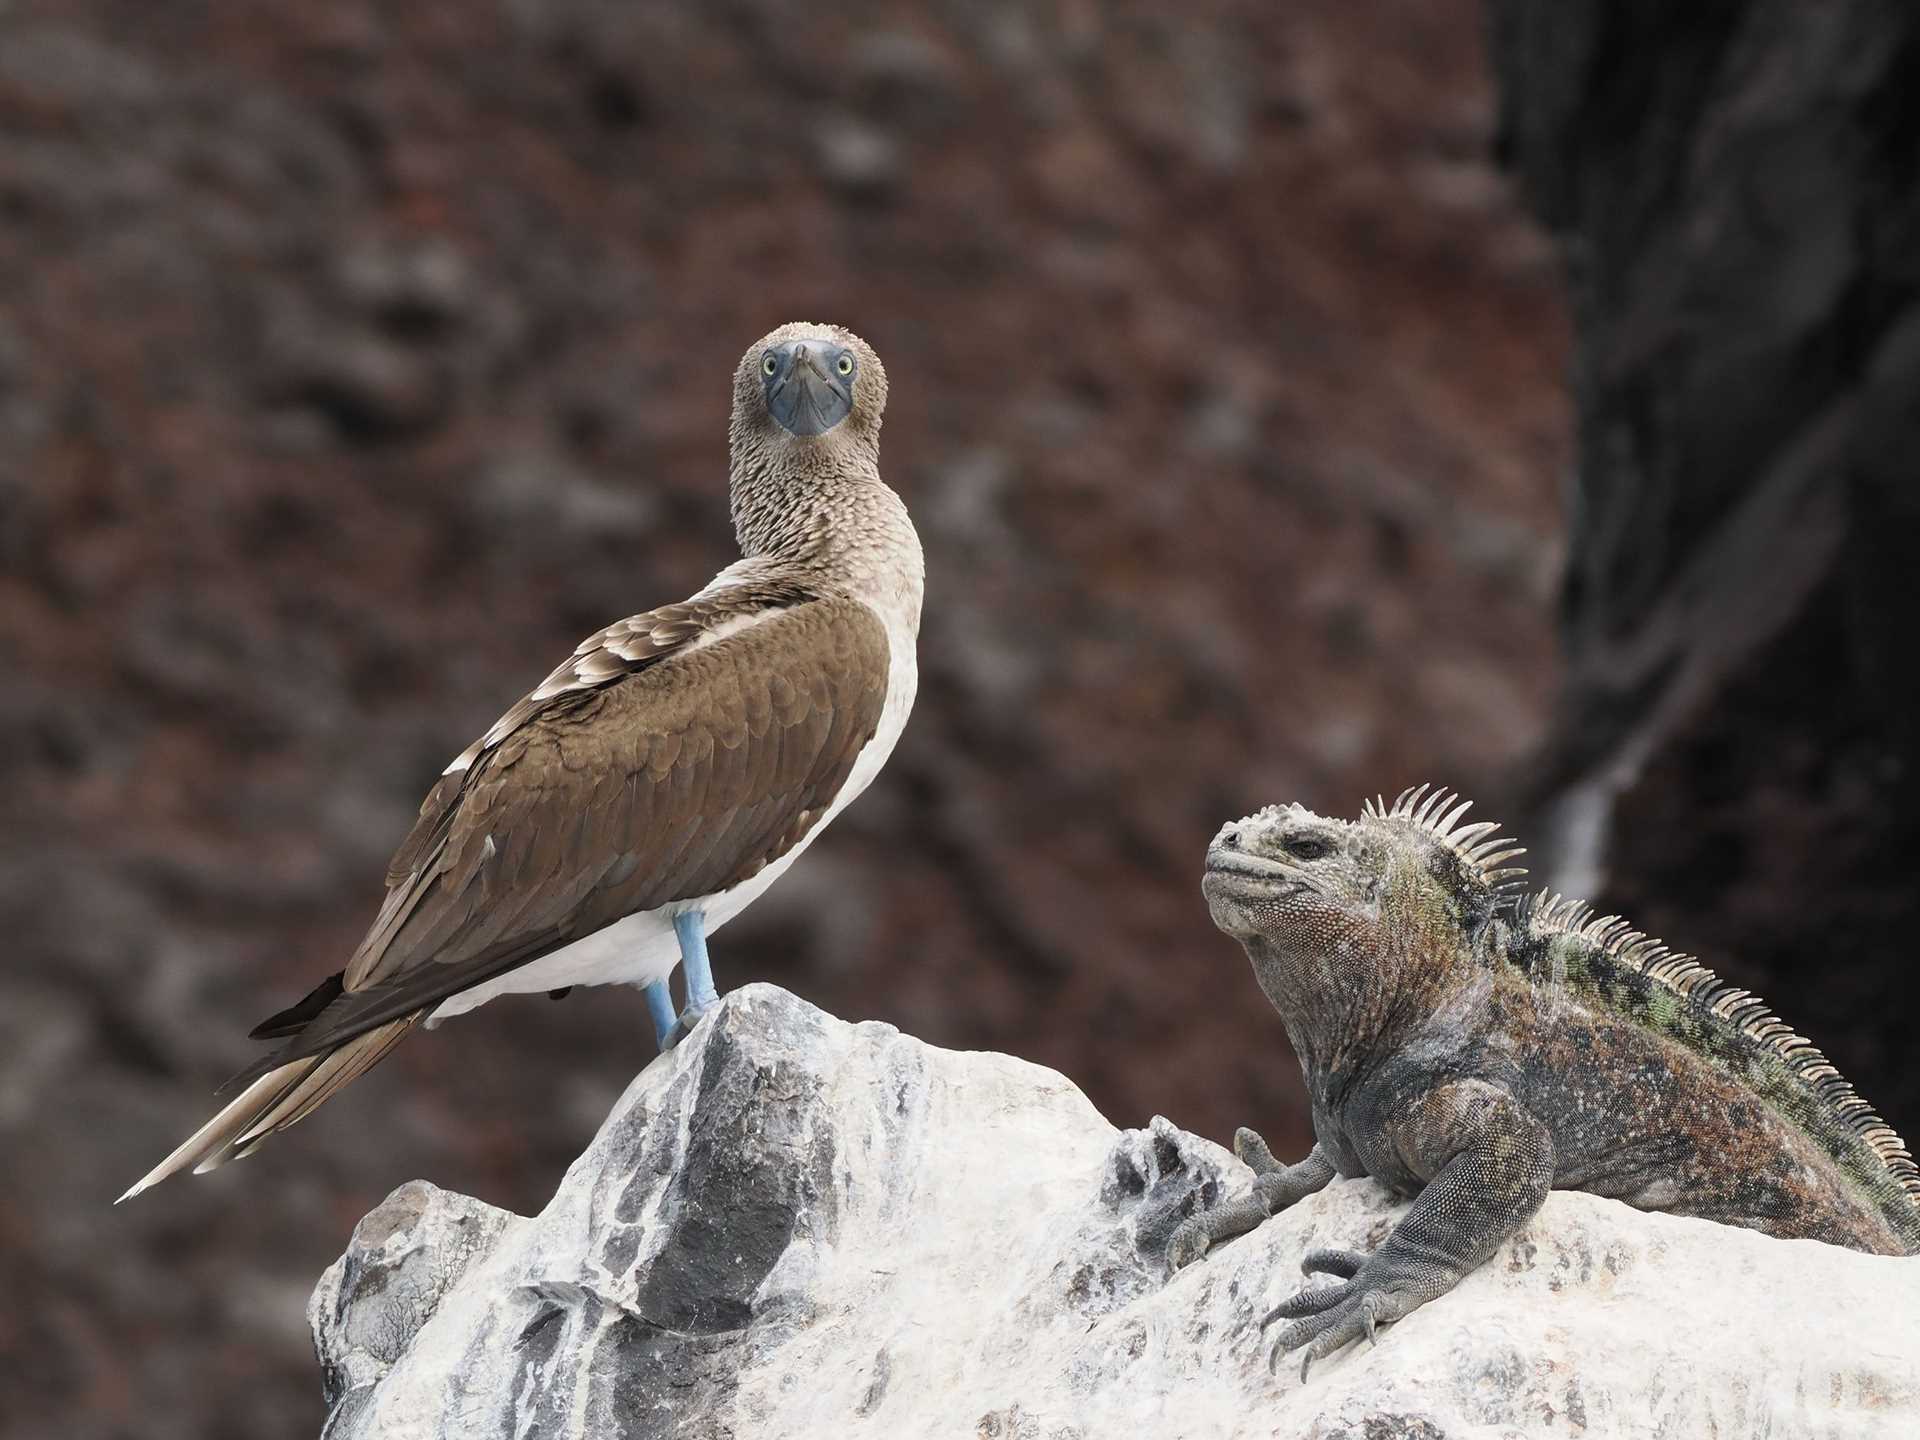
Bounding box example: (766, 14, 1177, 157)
(121, 589, 889, 1195)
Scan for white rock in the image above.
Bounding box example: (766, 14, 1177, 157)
(311, 984, 1920, 1439)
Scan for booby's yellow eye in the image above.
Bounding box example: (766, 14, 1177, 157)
(836, 354, 854, 377)
(762, 353, 778, 376)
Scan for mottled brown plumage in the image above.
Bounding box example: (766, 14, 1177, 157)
(253, 598, 888, 1064)
(122, 323, 921, 1198)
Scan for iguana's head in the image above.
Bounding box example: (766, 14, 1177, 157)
(1205, 802, 1379, 944)
(1203, 788, 1526, 1047)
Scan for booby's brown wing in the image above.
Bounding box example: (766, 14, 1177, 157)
(270, 588, 890, 1065)
(119, 589, 890, 1196)
(245, 578, 820, 1044)
(385, 578, 817, 890)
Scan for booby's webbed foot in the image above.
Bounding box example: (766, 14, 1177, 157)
(660, 998, 713, 1051)
(657, 909, 720, 1052)
(1166, 1133, 1336, 1271)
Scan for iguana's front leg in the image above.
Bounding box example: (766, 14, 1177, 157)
(1264, 1080, 1553, 1378)
(1167, 1129, 1337, 1269)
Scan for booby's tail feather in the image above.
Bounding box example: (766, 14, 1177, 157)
(116, 1018, 417, 1202)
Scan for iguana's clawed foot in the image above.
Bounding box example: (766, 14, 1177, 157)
(1297, 1247, 1368, 1278)
(1167, 1217, 1212, 1270)
(1258, 1248, 1424, 1379)
(1233, 1126, 1281, 1173)
(1168, 1189, 1271, 1272)
(1159, 1221, 1205, 1267)
(1166, 1135, 1338, 1275)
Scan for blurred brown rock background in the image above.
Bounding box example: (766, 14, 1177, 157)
(2, 1, 1910, 1436)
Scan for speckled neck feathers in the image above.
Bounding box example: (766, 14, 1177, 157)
(724, 322, 922, 631)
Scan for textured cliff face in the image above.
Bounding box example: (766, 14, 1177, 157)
(312, 987, 1920, 1440)
(1490, 2, 1920, 1131)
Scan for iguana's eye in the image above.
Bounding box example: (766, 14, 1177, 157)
(1285, 838, 1330, 861)
(762, 353, 778, 376)
(836, 353, 855, 377)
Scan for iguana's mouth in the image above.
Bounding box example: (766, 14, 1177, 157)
(1201, 855, 1303, 938)
(1202, 851, 1302, 901)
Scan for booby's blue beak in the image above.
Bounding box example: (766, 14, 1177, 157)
(761, 340, 856, 437)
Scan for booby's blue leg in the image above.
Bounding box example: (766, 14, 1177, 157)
(642, 980, 678, 1050)
(662, 909, 718, 1049)
(676, 910, 719, 1010)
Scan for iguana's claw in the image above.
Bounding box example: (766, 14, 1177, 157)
(1265, 1280, 1408, 1379)
(1300, 1247, 1368, 1278)
(1166, 1218, 1211, 1271)
(1258, 1277, 1350, 1328)
(1233, 1126, 1281, 1174)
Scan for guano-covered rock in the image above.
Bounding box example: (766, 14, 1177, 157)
(311, 985, 1920, 1438)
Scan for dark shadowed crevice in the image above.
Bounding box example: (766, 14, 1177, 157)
(1494, 0, 1920, 1136)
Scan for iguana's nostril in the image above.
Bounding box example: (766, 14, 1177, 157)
(1221, 827, 1241, 850)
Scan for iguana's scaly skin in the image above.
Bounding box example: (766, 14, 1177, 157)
(1170, 786, 1920, 1376)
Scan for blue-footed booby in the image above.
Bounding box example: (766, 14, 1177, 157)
(121, 322, 922, 1198)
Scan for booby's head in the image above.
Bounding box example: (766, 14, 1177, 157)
(734, 322, 887, 447)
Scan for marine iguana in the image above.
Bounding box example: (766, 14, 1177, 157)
(1168, 785, 1920, 1376)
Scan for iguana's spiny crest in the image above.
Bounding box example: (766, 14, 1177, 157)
(1512, 888, 1920, 1209)
(1360, 782, 1529, 896)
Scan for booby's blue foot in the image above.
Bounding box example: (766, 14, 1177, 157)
(661, 1006, 708, 1050)
(642, 979, 678, 1050)
(660, 910, 719, 1051)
